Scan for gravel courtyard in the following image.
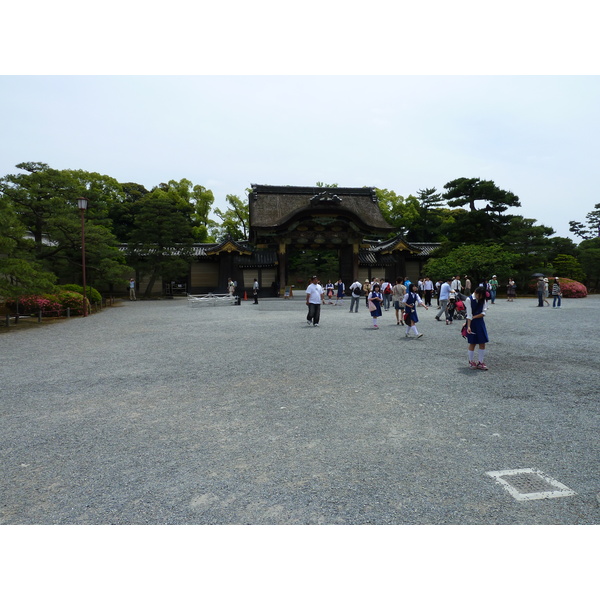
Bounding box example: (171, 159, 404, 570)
(1, 293, 599, 524)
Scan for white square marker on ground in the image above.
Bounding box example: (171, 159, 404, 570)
(486, 468, 577, 501)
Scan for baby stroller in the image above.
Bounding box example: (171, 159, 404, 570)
(453, 297, 467, 320)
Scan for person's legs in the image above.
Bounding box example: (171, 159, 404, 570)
(468, 343, 477, 368)
(476, 343, 487, 369)
(312, 303, 321, 325)
(436, 300, 447, 320)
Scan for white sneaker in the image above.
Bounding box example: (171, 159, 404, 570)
(313, 323, 320, 327)
(307, 320, 312, 326)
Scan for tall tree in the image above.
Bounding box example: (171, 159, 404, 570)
(191, 184, 217, 242)
(214, 194, 249, 240)
(127, 183, 196, 297)
(375, 188, 419, 236)
(406, 187, 447, 242)
(109, 182, 150, 243)
(569, 203, 600, 240)
(0, 162, 126, 289)
(0, 191, 56, 296)
(577, 237, 600, 289)
(442, 177, 521, 242)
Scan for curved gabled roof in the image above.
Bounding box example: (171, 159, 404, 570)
(249, 184, 394, 234)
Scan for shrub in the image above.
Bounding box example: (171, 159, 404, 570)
(528, 277, 587, 298)
(5, 294, 63, 316)
(59, 284, 102, 304)
(56, 290, 90, 316)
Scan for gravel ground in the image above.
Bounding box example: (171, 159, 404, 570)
(1, 293, 599, 525)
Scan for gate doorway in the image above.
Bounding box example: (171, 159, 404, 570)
(287, 248, 340, 288)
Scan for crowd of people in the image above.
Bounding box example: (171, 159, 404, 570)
(302, 272, 565, 371)
(304, 274, 524, 372)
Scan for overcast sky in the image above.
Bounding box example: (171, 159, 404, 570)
(2, 74, 598, 240)
(2, 4, 599, 243)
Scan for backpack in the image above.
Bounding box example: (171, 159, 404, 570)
(383, 283, 392, 294)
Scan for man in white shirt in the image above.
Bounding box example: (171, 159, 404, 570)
(349, 279, 362, 313)
(435, 277, 453, 321)
(451, 275, 462, 293)
(306, 275, 324, 326)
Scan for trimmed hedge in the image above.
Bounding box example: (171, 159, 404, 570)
(59, 284, 102, 304)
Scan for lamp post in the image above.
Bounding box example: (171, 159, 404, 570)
(77, 197, 88, 317)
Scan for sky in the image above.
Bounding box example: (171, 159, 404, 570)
(1, 3, 599, 244)
(1, 74, 598, 241)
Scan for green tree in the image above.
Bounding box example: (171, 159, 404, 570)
(442, 177, 521, 242)
(501, 216, 555, 281)
(214, 194, 249, 240)
(127, 184, 196, 297)
(569, 203, 600, 240)
(0, 192, 56, 297)
(551, 254, 586, 282)
(109, 182, 150, 242)
(376, 188, 419, 235)
(0, 162, 126, 289)
(577, 237, 600, 289)
(424, 243, 519, 285)
(405, 187, 448, 242)
(191, 184, 217, 242)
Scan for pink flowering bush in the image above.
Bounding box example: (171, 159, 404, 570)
(528, 277, 587, 298)
(557, 278, 588, 298)
(5, 294, 63, 316)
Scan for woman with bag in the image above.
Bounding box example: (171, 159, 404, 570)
(402, 283, 428, 338)
(368, 283, 383, 328)
(552, 277, 562, 308)
(466, 285, 489, 370)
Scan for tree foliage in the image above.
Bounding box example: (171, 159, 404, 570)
(569, 203, 600, 240)
(424, 243, 519, 286)
(441, 177, 521, 243)
(126, 181, 196, 297)
(213, 194, 249, 240)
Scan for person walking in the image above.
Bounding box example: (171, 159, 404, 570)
(403, 283, 428, 338)
(464, 275, 472, 298)
(543, 278, 550, 306)
(536, 277, 545, 307)
(488, 275, 499, 304)
(227, 278, 236, 296)
(423, 276, 434, 306)
(435, 277, 452, 321)
(305, 275, 324, 327)
(392, 277, 406, 325)
(552, 277, 562, 308)
(368, 283, 383, 328)
(325, 280, 335, 304)
(507, 278, 516, 301)
(466, 285, 490, 370)
(349, 279, 362, 313)
(362, 279, 372, 308)
(381, 279, 393, 311)
(451, 275, 462, 294)
(252, 278, 259, 304)
(335, 278, 345, 305)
